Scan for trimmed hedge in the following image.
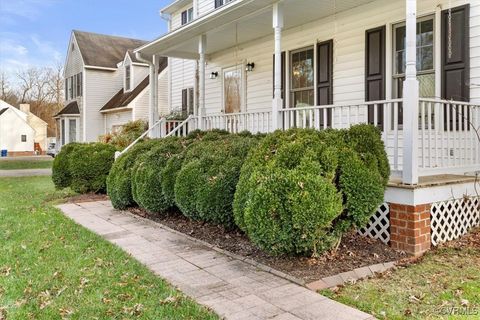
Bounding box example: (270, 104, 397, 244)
(234, 125, 388, 256)
(52, 142, 81, 189)
(160, 130, 232, 208)
(68, 143, 117, 193)
(174, 136, 259, 227)
(107, 140, 159, 210)
(131, 137, 186, 214)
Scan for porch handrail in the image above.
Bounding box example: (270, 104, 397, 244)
(419, 98, 480, 107)
(115, 118, 166, 160)
(278, 98, 404, 112)
(203, 110, 273, 117)
(164, 115, 196, 138)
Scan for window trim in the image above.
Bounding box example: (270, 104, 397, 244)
(181, 7, 194, 25)
(125, 65, 132, 92)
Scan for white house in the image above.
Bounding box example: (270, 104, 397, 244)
(132, 0, 480, 256)
(56, 30, 169, 147)
(0, 100, 48, 156)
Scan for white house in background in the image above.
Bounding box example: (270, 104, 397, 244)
(0, 100, 48, 155)
(55, 30, 169, 148)
(132, 0, 480, 256)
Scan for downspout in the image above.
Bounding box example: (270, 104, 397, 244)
(136, 52, 159, 138)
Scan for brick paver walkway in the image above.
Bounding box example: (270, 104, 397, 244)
(58, 201, 374, 320)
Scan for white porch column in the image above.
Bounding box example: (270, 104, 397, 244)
(402, 0, 419, 185)
(198, 34, 207, 130)
(147, 56, 156, 138)
(272, 1, 284, 131)
(152, 55, 160, 137)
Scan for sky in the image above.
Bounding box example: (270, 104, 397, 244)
(0, 0, 172, 79)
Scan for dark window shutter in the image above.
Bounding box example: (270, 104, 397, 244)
(442, 4, 470, 102)
(188, 88, 194, 115)
(181, 11, 187, 25)
(272, 51, 286, 107)
(215, 0, 223, 9)
(65, 79, 68, 100)
(365, 26, 386, 128)
(181, 89, 188, 116)
(317, 39, 333, 127)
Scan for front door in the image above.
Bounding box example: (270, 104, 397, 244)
(223, 66, 242, 114)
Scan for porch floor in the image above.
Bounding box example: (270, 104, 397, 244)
(388, 174, 477, 190)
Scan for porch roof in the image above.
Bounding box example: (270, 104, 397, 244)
(136, 0, 377, 60)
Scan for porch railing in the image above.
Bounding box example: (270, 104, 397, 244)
(203, 110, 272, 134)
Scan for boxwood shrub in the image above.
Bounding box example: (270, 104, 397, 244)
(234, 125, 388, 256)
(174, 136, 259, 227)
(68, 143, 117, 194)
(52, 142, 81, 189)
(107, 140, 159, 209)
(131, 137, 186, 214)
(160, 130, 232, 208)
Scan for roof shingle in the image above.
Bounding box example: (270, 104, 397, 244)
(74, 30, 147, 69)
(55, 101, 80, 117)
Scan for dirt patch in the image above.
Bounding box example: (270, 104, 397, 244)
(129, 207, 406, 283)
(66, 193, 109, 203)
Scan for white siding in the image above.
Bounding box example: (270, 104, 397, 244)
(0, 109, 35, 152)
(170, 58, 196, 113)
(196, 0, 479, 114)
(158, 68, 170, 116)
(171, 2, 194, 30)
(132, 65, 149, 88)
(105, 110, 133, 133)
(198, 0, 215, 17)
(470, 1, 480, 103)
(84, 69, 123, 141)
(131, 68, 170, 120)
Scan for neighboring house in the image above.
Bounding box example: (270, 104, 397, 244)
(55, 30, 168, 148)
(134, 0, 480, 256)
(0, 100, 48, 155)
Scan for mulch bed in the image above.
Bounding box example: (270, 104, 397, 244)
(129, 207, 406, 283)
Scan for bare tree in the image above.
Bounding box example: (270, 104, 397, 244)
(0, 72, 19, 105)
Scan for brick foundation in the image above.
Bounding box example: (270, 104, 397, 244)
(389, 203, 431, 256)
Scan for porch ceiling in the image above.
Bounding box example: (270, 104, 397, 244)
(137, 0, 378, 60)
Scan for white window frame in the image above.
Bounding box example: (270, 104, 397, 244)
(289, 46, 315, 108)
(125, 65, 132, 92)
(392, 15, 436, 99)
(222, 64, 245, 113)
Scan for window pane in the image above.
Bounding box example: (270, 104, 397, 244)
(420, 46, 433, 71)
(292, 90, 314, 108)
(396, 51, 405, 74)
(69, 119, 77, 142)
(418, 73, 435, 98)
(396, 26, 406, 51)
(291, 48, 314, 89)
(420, 20, 434, 46)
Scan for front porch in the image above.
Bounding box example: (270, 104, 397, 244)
(136, 0, 479, 185)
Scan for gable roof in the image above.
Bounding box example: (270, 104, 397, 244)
(55, 101, 80, 117)
(100, 76, 149, 112)
(73, 30, 148, 69)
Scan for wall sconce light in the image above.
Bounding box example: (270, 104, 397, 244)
(246, 62, 255, 72)
(209, 71, 218, 79)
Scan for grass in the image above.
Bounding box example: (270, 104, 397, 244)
(320, 236, 480, 320)
(0, 159, 53, 170)
(0, 176, 218, 320)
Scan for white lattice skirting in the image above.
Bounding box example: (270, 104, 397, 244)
(358, 203, 390, 244)
(431, 196, 480, 246)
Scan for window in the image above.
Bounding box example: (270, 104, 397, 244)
(125, 65, 131, 91)
(393, 17, 435, 127)
(182, 87, 195, 116)
(69, 119, 77, 143)
(393, 17, 435, 99)
(181, 7, 194, 25)
(76, 73, 82, 97)
(21, 135, 27, 142)
(215, 0, 233, 9)
(290, 47, 315, 108)
(61, 119, 65, 145)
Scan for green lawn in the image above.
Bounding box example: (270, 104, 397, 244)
(0, 176, 218, 319)
(321, 235, 480, 320)
(0, 159, 53, 170)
